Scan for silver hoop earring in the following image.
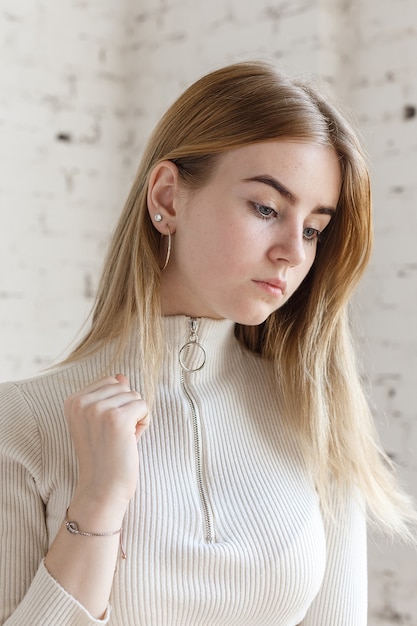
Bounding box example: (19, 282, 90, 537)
(160, 224, 172, 271)
(154, 213, 163, 222)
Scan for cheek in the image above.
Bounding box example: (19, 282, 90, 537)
(305, 245, 318, 268)
(175, 226, 223, 276)
(199, 223, 243, 265)
(295, 248, 316, 282)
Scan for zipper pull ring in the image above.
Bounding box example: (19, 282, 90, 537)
(179, 318, 207, 372)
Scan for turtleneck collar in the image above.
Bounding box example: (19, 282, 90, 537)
(163, 316, 235, 349)
(162, 316, 237, 377)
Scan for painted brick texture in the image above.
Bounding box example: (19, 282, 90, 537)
(1, 0, 416, 622)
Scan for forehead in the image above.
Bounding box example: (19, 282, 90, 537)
(211, 140, 342, 206)
(216, 139, 337, 169)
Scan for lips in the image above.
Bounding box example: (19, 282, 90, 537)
(253, 278, 287, 296)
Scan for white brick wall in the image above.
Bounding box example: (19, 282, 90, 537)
(0, 0, 135, 377)
(336, 1, 417, 623)
(1, 0, 416, 622)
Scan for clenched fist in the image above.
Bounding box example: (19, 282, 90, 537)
(64, 374, 149, 521)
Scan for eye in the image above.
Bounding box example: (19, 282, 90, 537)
(303, 227, 322, 243)
(251, 202, 278, 219)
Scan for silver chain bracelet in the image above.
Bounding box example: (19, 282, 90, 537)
(65, 509, 127, 559)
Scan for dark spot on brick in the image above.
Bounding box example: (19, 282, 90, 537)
(135, 12, 148, 23)
(56, 132, 72, 142)
(0, 291, 24, 299)
(357, 76, 369, 87)
(83, 273, 95, 299)
(403, 105, 416, 120)
(377, 604, 408, 623)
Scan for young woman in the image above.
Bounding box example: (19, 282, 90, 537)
(0, 61, 415, 625)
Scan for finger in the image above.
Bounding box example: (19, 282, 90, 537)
(85, 382, 133, 403)
(67, 379, 135, 415)
(72, 376, 122, 395)
(97, 397, 149, 434)
(83, 375, 141, 403)
(102, 396, 149, 431)
(92, 391, 144, 414)
(134, 408, 150, 440)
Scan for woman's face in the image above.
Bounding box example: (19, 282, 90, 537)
(159, 140, 342, 325)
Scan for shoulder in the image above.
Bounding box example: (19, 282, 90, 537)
(1, 364, 81, 417)
(0, 354, 107, 477)
(0, 339, 136, 426)
(0, 352, 105, 432)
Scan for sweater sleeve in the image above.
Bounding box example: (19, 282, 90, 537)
(0, 382, 110, 626)
(300, 487, 368, 626)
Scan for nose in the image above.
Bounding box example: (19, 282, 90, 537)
(268, 221, 306, 267)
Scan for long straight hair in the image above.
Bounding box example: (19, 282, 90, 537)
(63, 61, 416, 539)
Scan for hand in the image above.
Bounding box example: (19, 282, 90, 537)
(64, 374, 149, 520)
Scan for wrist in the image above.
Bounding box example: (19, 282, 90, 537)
(68, 491, 130, 531)
(64, 507, 127, 560)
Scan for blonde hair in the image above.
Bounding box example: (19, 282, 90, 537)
(64, 61, 416, 539)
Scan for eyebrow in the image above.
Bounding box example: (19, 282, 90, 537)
(243, 175, 337, 216)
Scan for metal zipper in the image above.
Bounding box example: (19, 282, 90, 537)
(179, 317, 215, 544)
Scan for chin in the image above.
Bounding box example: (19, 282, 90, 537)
(231, 308, 273, 327)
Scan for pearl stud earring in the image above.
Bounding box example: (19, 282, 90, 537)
(154, 214, 163, 222)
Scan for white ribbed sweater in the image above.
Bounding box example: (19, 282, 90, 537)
(0, 316, 367, 625)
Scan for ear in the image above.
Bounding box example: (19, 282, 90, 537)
(147, 160, 180, 234)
